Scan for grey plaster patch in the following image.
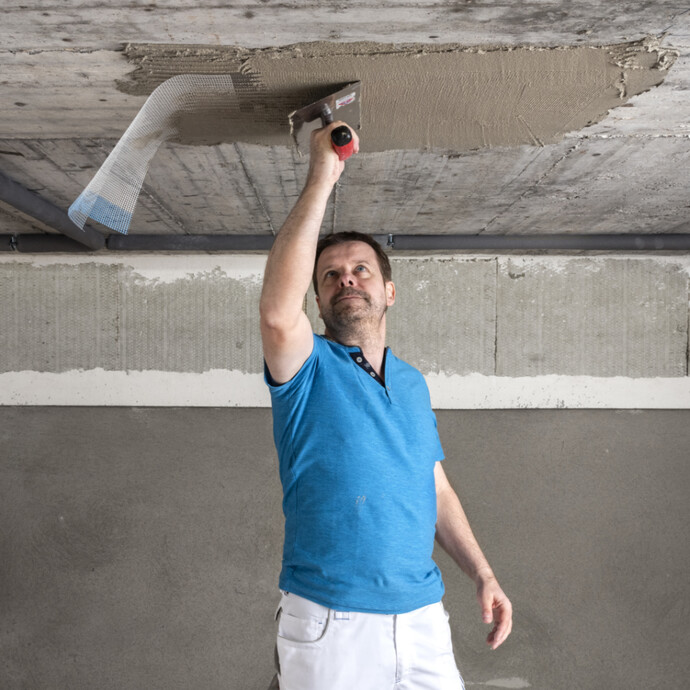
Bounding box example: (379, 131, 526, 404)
(0, 263, 121, 372)
(386, 258, 497, 375)
(0, 263, 264, 374)
(119, 266, 264, 373)
(306, 257, 497, 376)
(496, 258, 689, 377)
(0, 407, 283, 689)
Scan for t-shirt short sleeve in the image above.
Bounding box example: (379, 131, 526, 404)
(264, 332, 320, 397)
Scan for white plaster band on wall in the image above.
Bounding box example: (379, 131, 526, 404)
(1, 370, 689, 409)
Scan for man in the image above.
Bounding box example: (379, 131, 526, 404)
(260, 121, 512, 690)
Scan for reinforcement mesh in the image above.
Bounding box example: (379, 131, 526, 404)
(69, 74, 238, 235)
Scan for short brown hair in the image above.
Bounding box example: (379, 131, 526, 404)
(312, 232, 392, 295)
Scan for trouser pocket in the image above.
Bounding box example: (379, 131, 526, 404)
(278, 610, 330, 644)
(276, 592, 331, 645)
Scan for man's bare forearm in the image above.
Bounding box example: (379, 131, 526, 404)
(435, 484, 495, 584)
(260, 181, 332, 328)
(259, 123, 358, 384)
(434, 462, 512, 648)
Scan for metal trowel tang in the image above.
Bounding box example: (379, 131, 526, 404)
(289, 82, 361, 157)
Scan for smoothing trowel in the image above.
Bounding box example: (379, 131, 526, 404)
(289, 82, 361, 161)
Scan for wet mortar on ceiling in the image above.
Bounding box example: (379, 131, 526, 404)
(117, 39, 678, 151)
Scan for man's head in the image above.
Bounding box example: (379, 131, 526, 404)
(312, 232, 392, 296)
(312, 232, 395, 341)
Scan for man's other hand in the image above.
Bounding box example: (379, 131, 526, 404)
(476, 573, 513, 650)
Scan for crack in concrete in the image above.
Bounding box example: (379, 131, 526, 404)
(478, 141, 582, 235)
(494, 257, 499, 376)
(658, 8, 690, 38)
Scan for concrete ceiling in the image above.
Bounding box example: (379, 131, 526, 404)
(1, 2, 689, 242)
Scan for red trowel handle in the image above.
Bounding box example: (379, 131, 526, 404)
(320, 105, 355, 161)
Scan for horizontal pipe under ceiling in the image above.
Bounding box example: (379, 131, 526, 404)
(1, 233, 690, 253)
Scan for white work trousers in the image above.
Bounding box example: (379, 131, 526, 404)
(274, 591, 465, 690)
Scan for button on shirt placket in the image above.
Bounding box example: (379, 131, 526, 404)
(350, 351, 393, 403)
(351, 352, 386, 389)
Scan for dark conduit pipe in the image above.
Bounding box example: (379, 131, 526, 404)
(1, 233, 690, 253)
(0, 172, 105, 251)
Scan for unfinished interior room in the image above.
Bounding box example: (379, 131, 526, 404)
(1, 2, 689, 689)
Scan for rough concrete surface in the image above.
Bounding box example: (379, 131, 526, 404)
(1, 407, 688, 689)
(2, 1, 687, 49)
(1, 134, 688, 238)
(0, 2, 688, 239)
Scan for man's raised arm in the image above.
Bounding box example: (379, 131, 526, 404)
(259, 123, 359, 384)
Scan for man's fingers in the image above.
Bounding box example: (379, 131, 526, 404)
(349, 125, 360, 153)
(489, 617, 512, 649)
(487, 624, 505, 650)
(311, 121, 358, 149)
(306, 121, 356, 186)
(477, 579, 513, 650)
(480, 588, 495, 624)
(486, 601, 513, 650)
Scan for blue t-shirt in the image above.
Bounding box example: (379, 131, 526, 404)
(265, 333, 445, 614)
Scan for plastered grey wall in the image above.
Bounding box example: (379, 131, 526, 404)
(1, 255, 688, 379)
(1, 407, 688, 689)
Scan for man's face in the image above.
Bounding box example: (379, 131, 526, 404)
(315, 241, 395, 334)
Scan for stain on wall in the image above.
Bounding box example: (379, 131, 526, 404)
(117, 38, 677, 151)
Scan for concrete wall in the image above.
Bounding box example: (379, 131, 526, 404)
(1, 251, 689, 689)
(1, 406, 688, 689)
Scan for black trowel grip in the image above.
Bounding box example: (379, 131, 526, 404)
(320, 104, 355, 161)
(330, 126, 354, 161)
(331, 126, 353, 147)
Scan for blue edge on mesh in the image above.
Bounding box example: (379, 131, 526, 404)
(68, 192, 132, 235)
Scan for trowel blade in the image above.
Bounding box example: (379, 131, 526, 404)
(289, 82, 361, 154)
